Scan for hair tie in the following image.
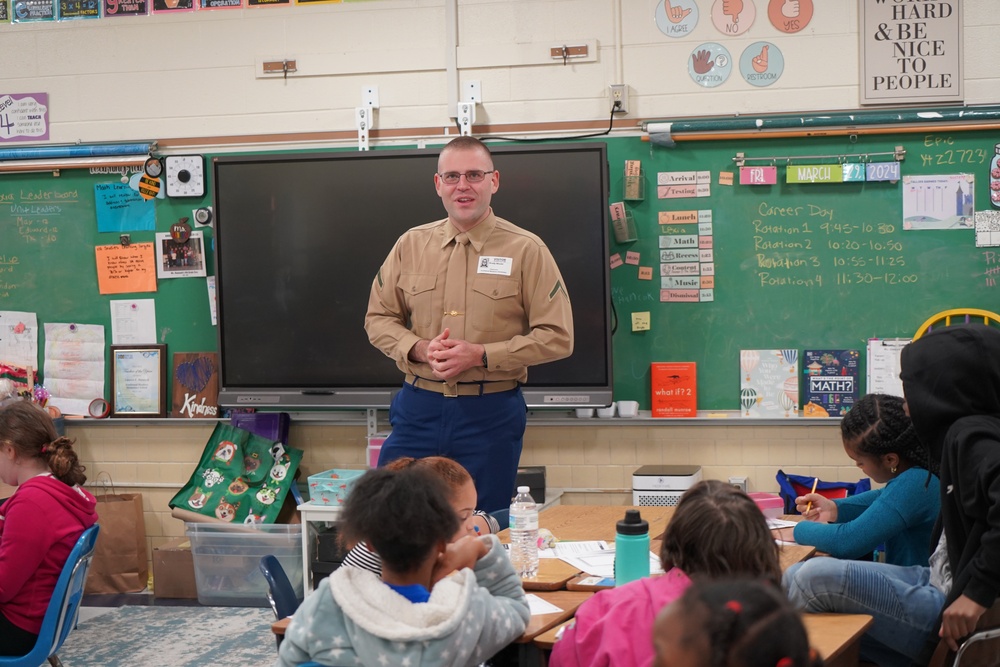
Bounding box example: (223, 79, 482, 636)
(41, 445, 48, 453)
(725, 600, 742, 613)
(776, 658, 794, 667)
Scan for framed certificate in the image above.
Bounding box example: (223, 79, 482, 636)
(110, 344, 167, 418)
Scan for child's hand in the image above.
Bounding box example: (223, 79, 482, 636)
(940, 595, 987, 650)
(795, 493, 837, 522)
(431, 536, 489, 585)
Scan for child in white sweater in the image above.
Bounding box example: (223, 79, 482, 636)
(275, 466, 528, 667)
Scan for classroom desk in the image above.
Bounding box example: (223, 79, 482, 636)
(499, 505, 815, 591)
(532, 613, 874, 666)
(497, 505, 676, 543)
(802, 613, 874, 667)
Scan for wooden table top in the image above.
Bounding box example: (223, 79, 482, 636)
(517, 590, 593, 643)
(802, 613, 874, 664)
(520, 557, 584, 591)
(498, 505, 676, 543)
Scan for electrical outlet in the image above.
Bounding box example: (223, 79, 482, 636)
(610, 84, 628, 114)
(729, 476, 748, 492)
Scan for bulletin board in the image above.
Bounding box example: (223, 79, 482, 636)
(0, 169, 216, 403)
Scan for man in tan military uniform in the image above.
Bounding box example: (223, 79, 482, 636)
(365, 136, 573, 512)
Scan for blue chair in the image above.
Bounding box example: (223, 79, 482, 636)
(0, 524, 100, 667)
(260, 555, 302, 652)
(259, 554, 300, 621)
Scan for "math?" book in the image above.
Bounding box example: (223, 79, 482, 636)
(802, 349, 860, 418)
(651, 362, 697, 418)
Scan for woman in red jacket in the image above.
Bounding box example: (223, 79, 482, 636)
(0, 400, 98, 657)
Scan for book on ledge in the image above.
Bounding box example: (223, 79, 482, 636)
(651, 362, 697, 418)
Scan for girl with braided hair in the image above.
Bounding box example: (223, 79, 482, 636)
(791, 393, 940, 567)
(0, 399, 97, 657)
(653, 579, 821, 667)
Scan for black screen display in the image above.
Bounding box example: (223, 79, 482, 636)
(212, 143, 612, 408)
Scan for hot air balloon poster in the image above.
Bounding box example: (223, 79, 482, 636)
(803, 349, 860, 418)
(739, 348, 799, 418)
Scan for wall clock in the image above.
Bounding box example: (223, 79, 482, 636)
(164, 155, 206, 198)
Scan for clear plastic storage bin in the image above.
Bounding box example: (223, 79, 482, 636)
(185, 522, 303, 607)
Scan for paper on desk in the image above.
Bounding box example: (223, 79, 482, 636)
(538, 540, 610, 559)
(526, 593, 564, 616)
(560, 548, 663, 578)
(767, 518, 799, 529)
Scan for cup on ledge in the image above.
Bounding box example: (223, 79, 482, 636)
(575, 408, 596, 418)
(596, 402, 617, 419)
(617, 400, 639, 418)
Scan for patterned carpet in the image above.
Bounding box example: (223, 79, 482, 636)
(58, 606, 277, 667)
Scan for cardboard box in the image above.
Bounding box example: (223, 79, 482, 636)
(152, 537, 198, 599)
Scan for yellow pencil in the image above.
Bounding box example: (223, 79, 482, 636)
(804, 477, 819, 514)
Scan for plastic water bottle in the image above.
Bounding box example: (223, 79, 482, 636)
(614, 509, 650, 586)
(509, 486, 539, 578)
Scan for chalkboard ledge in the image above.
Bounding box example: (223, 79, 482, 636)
(525, 410, 842, 425)
(62, 411, 844, 427)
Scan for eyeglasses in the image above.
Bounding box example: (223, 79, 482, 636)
(437, 170, 494, 185)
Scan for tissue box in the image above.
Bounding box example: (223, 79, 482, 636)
(307, 469, 365, 506)
(748, 492, 783, 519)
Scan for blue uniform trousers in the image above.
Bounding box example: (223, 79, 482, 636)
(377, 382, 527, 513)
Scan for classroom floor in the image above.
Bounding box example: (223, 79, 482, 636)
(79, 591, 204, 622)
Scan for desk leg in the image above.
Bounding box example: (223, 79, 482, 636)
(302, 522, 312, 594)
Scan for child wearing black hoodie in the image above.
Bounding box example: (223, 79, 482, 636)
(786, 323, 1000, 666)
(900, 323, 1000, 654)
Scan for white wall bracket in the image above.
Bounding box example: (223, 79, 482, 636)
(456, 101, 476, 136)
(355, 85, 379, 151)
(355, 106, 373, 151)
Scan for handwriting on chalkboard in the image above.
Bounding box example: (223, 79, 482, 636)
(751, 200, 921, 290)
(95, 243, 157, 295)
(0, 255, 18, 299)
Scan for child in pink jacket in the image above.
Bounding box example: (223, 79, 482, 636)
(549, 480, 782, 667)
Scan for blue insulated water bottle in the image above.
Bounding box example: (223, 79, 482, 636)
(614, 509, 650, 586)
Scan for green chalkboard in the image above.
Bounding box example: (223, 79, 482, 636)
(604, 129, 1000, 410)
(3, 128, 998, 415)
(0, 168, 216, 403)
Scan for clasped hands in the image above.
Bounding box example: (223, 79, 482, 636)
(412, 328, 485, 381)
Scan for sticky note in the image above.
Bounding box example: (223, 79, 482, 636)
(625, 251, 640, 265)
(718, 171, 734, 186)
(631, 312, 651, 331)
(638, 266, 653, 280)
(610, 253, 624, 269)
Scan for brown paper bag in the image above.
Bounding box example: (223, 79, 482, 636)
(85, 488, 149, 594)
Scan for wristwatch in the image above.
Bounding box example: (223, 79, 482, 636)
(482, 350, 488, 368)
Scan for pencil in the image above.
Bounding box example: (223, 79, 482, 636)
(804, 477, 819, 514)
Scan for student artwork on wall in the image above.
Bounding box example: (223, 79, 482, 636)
(802, 349, 860, 418)
(171, 352, 219, 418)
(156, 231, 207, 279)
(740, 349, 799, 418)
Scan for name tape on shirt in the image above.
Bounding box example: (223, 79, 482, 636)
(477, 256, 513, 276)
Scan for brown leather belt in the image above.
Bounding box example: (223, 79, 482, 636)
(405, 374, 519, 398)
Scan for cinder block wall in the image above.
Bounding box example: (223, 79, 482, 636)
(2, 419, 865, 571)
